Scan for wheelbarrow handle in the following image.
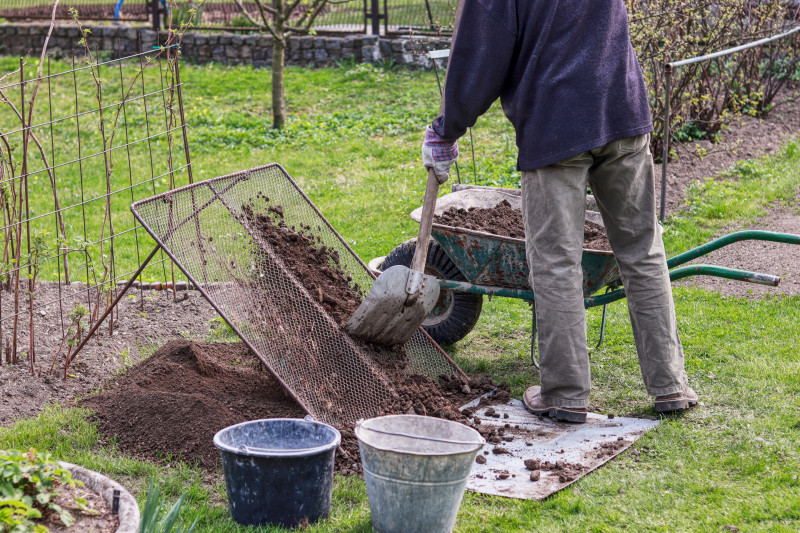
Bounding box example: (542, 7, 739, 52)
(406, 168, 440, 298)
(667, 230, 800, 269)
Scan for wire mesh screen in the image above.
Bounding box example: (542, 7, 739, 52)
(132, 164, 461, 426)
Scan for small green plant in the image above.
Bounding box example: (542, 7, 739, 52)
(0, 448, 88, 532)
(139, 483, 197, 533)
(169, 2, 204, 28)
(120, 349, 133, 368)
(207, 317, 238, 342)
(674, 120, 708, 143)
(229, 14, 258, 28)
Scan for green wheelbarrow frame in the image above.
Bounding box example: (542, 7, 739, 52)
(402, 187, 800, 366)
(434, 230, 800, 303)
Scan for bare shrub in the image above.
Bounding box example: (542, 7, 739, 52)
(628, 0, 800, 158)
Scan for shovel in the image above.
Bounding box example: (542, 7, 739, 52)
(345, 168, 442, 346)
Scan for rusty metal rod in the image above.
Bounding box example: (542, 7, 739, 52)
(65, 245, 161, 366)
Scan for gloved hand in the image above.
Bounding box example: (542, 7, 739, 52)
(421, 125, 458, 184)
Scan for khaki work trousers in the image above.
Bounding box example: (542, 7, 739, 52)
(521, 134, 688, 408)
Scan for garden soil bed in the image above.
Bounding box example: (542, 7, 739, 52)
(0, 283, 219, 427)
(656, 86, 800, 218)
(39, 481, 118, 533)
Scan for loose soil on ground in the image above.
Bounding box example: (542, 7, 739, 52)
(82, 339, 504, 473)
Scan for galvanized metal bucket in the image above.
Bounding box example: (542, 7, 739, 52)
(355, 415, 485, 533)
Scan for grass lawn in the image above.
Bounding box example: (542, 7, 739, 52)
(1, 59, 799, 531)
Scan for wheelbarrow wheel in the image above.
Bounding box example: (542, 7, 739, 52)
(381, 238, 482, 346)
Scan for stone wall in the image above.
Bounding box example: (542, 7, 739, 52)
(0, 23, 451, 69)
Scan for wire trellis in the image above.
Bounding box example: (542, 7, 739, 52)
(0, 41, 192, 373)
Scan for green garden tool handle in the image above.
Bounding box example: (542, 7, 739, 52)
(406, 168, 440, 301)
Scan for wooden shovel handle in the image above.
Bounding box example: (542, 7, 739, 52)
(411, 168, 440, 273)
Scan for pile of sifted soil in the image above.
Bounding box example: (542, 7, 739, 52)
(83, 341, 306, 469)
(83, 340, 506, 473)
(434, 200, 612, 251)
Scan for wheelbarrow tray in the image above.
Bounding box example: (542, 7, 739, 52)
(410, 188, 620, 297)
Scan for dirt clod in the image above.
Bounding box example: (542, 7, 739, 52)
(524, 459, 540, 471)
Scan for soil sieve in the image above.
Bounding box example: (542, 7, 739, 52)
(130, 164, 463, 427)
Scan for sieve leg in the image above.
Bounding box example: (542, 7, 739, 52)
(66, 245, 161, 366)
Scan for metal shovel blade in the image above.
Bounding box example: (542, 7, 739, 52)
(345, 265, 440, 346)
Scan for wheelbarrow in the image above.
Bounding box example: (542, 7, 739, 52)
(373, 184, 800, 364)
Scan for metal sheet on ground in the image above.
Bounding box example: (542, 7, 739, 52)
(462, 398, 659, 500)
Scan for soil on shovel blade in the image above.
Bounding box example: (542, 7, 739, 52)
(434, 200, 612, 251)
(82, 340, 506, 474)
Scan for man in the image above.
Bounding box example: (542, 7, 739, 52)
(422, 0, 697, 423)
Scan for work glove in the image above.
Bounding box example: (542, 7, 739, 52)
(422, 125, 458, 184)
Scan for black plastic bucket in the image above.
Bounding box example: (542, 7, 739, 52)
(213, 418, 341, 528)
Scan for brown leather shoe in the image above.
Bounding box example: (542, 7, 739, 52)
(654, 386, 698, 413)
(523, 386, 588, 423)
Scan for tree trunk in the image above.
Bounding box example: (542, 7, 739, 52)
(271, 36, 286, 129)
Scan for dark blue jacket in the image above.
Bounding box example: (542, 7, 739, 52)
(432, 0, 653, 171)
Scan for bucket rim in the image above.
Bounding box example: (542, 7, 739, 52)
(213, 418, 342, 458)
(355, 414, 485, 456)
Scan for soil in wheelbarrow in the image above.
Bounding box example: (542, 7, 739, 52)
(82, 340, 507, 473)
(434, 200, 612, 251)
